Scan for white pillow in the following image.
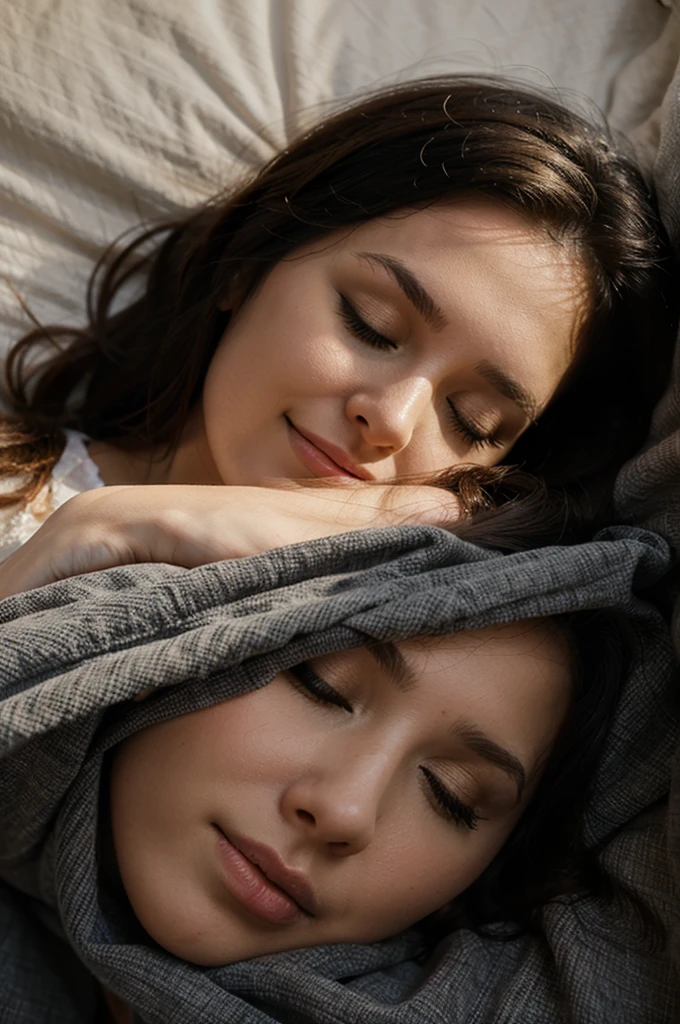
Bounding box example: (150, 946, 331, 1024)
(0, 0, 677, 356)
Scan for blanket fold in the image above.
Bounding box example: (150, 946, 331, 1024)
(0, 525, 678, 1023)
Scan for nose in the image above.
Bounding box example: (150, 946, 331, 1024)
(281, 750, 394, 856)
(345, 376, 432, 455)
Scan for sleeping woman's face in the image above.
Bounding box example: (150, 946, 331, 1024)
(109, 620, 571, 966)
(168, 198, 588, 486)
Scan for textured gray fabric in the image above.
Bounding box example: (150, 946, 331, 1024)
(0, 524, 678, 1023)
(615, 55, 680, 640)
(614, 50, 680, 983)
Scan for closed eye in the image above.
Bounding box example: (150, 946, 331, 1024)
(287, 663, 353, 713)
(420, 766, 482, 831)
(446, 400, 504, 452)
(337, 294, 397, 351)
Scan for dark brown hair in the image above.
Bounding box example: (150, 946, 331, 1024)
(2, 75, 677, 533)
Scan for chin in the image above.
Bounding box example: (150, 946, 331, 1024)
(140, 910, 234, 967)
(130, 892, 303, 967)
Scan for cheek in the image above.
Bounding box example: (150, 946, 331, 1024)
(109, 687, 305, 823)
(194, 687, 325, 790)
(338, 816, 519, 946)
(206, 276, 360, 403)
(208, 684, 330, 772)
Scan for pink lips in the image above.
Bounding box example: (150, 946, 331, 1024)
(213, 826, 318, 924)
(286, 417, 374, 480)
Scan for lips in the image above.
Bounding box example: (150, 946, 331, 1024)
(285, 417, 374, 481)
(214, 826, 318, 923)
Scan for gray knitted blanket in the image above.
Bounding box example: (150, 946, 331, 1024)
(614, 44, 680, 993)
(0, 524, 678, 1024)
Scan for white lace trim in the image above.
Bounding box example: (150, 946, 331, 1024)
(0, 429, 104, 563)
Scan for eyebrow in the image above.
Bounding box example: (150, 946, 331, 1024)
(451, 722, 527, 803)
(355, 251, 449, 332)
(366, 640, 418, 692)
(365, 641, 528, 802)
(355, 251, 540, 425)
(475, 360, 540, 424)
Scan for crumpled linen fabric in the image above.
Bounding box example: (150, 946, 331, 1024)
(0, 0, 675, 363)
(0, 524, 677, 1023)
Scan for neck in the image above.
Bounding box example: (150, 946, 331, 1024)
(86, 440, 164, 486)
(87, 403, 222, 486)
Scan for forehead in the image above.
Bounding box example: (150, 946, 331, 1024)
(353, 196, 580, 267)
(395, 620, 573, 756)
(294, 198, 589, 410)
(345, 198, 587, 326)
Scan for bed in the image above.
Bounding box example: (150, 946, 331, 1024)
(1, 2, 680, 1022)
(1, 0, 679, 353)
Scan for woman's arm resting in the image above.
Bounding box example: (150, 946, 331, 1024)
(0, 483, 459, 598)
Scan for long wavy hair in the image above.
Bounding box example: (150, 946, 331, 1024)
(2, 75, 677, 539)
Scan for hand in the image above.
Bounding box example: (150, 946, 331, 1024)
(0, 481, 460, 598)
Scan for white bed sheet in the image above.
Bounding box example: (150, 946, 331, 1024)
(0, 0, 678, 357)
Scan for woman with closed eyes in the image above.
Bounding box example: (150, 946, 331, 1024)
(105, 611, 618, 969)
(0, 74, 676, 594)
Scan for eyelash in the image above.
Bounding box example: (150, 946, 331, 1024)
(288, 663, 481, 832)
(338, 294, 503, 452)
(338, 293, 396, 351)
(445, 402, 504, 452)
(288, 663, 354, 712)
(420, 766, 480, 831)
